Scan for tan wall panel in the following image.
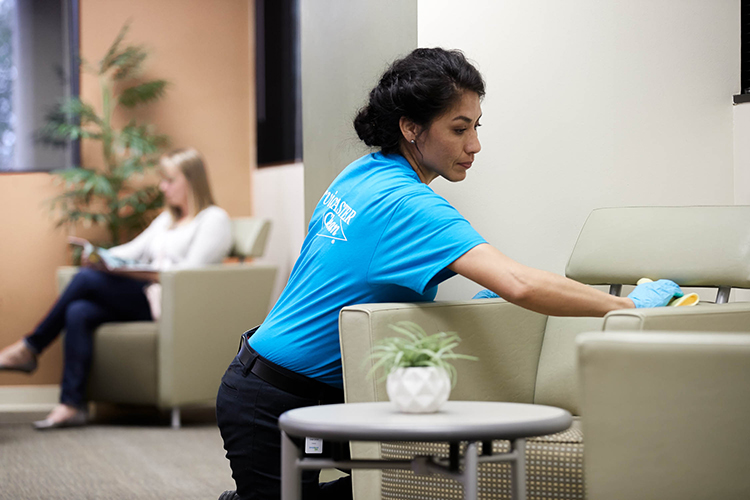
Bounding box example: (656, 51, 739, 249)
(0, 174, 68, 386)
(0, 0, 252, 388)
(79, 0, 252, 215)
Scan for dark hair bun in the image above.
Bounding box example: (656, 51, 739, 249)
(354, 48, 485, 155)
(353, 104, 381, 148)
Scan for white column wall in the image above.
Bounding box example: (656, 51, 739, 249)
(252, 163, 306, 304)
(734, 104, 750, 204)
(733, 102, 750, 301)
(418, 0, 740, 299)
(301, 0, 417, 223)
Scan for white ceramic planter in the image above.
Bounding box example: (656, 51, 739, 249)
(386, 366, 451, 413)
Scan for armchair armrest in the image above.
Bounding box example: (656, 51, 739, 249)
(339, 299, 548, 500)
(578, 331, 750, 500)
(157, 263, 277, 407)
(602, 302, 750, 332)
(339, 299, 548, 404)
(57, 266, 79, 293)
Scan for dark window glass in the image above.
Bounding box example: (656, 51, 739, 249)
(0, 0, 79, 173)
(256, 0, 301, 167)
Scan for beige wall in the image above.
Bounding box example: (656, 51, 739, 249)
(418, 0, 739, 300)
(0, 0, 253, 388)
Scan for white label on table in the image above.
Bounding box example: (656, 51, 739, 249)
(305, 437, 323, 454)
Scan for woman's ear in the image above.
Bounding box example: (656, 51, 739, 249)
(399, 116, 422, 144)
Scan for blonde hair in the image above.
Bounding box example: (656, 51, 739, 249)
(160, 148, 216, 220)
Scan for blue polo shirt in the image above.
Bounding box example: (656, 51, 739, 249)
(249, 152, 486, 387)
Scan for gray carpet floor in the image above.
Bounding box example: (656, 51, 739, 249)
(0, 408, 235, 500)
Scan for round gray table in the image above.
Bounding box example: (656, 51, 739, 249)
(278, 401, 572, 500)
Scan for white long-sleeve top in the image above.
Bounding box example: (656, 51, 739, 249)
(109, 205, 233, 271)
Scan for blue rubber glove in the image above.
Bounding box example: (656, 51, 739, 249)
(473, 289, 500, 299)
(627, 279, 683, 308)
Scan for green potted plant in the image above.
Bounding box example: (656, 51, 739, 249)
(369, 321, 477, 413)
(42, 23, 169, 249)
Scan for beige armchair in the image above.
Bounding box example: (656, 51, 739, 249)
(57, 217, 277, 428)
(338, 206, 750, 500)
(578, 331, 750, 500)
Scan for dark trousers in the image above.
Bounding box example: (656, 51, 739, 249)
(216, 355, 353, 500)
(24, 268, 152, 407)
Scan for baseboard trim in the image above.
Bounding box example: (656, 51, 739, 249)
(0, 385, 59, 411)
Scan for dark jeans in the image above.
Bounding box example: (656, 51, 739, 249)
(216, 354, 353, 500)
(24, 268, 152, 407)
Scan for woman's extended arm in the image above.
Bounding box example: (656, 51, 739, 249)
(108, 212, 171, 262)
(448, 243, 634, 317)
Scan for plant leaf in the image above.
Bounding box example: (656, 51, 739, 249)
(366, 322, 477, 384)
(57, 98, 102, 125)
(37, 100, 103, 144)
(117, 123, 169, 157)
(99, 22, 131, 74)
(118, 80, 168, 108)
(46, 20, 170, 246)
(111, 46, 148, 80)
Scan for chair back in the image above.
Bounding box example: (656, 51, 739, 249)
(565, 206, 750, 300)
(230, 217, 272, 260)
(532, 206, 750, 415)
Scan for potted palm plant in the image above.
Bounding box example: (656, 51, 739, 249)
(369, 321, 477, 413)
(41, 23, 169, 249)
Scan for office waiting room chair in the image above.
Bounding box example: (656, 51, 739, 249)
(58, 217, 277, 428)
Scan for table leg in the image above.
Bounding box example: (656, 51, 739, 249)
(463, 442, 479, 500)
(511, 438, 526, 500)
(281, 431, 302, 500)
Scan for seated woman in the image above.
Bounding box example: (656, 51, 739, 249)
(0, 148, 232, 429)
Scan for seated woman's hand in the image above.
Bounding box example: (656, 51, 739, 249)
(81, 252, 107, 271)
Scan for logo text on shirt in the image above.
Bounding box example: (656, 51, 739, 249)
(316, 190, 357, 243)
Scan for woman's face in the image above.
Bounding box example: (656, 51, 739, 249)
(412, 91, 482, 184)
(159, 161, 190, 209)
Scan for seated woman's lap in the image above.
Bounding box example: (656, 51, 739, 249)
(68, 268, 152, 321)
(25, 268, 152, 355)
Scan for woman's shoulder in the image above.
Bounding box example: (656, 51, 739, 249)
(344, 152, 421, 188)
(196, 205, 231, 223)
(150, 210, 174, 228)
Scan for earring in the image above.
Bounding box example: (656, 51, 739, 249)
(410, 140, 415, 144)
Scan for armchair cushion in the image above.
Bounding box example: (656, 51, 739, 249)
(379, 421, 584, 500)
(533, 316, 603, 413)
(87, 322, 158, 405)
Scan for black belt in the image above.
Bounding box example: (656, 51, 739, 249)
(237, 328, 344, 404)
